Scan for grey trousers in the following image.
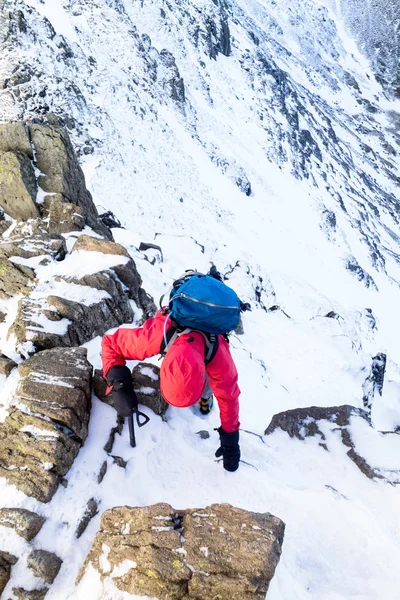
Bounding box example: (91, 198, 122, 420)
(202, 374, 212, 400)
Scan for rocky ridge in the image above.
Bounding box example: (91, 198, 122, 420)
(79, 502, 285, 599)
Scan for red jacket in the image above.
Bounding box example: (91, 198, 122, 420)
(101, 311, 240, 432)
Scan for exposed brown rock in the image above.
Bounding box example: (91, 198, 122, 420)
(0, 122, 32, 157)
(78, 503, 285, 599)
(9, 271, 134, 351)
(0, 151, 38, 220)
(0, 258, 35, 299)
(0, 508, 45, 540)
(0, 355, 17, 376)
(48, 199, 85, 235)
(0, 232, 66, 261)
(0, 347, 92, 502)
(27, 550, 62, 584)
(71, 236, 156, 317)
(13, 587, 49, 600)
(71, 234, 130, 257)
(0, 551, 17, 596)
(29, 124, 111, 239)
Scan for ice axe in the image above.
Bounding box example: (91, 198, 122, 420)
(127, 408, 150, 448)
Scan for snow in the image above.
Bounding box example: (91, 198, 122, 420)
(0, 0, 400, 598)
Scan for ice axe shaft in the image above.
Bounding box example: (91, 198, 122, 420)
(128, 413, 136, 448)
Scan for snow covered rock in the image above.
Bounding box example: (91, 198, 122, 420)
(264, 404, 369, 439)
(27, 549, 62, 584)
(0, 258, 35, 299)
(71, 235, 157, 316)
(9, 260, 139, 351)
(0, 551, 18, 596)
(265, 405, 400, 482)
(132, 362, 167, 417)
(0, 507, 45, 541)
(12, 588, 48, 600)
(78, 502, 285, 599)
(0, 347, 92, 502)
(0, 228, 67, 261)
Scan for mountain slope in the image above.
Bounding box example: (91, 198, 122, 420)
(1, 0, 400, 598)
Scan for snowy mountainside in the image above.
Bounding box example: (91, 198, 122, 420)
(1, 0, 400, 598)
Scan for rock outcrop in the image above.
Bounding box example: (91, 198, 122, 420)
(0, 508, 45, 540)
(0, 150, 38, 220)
(0, 347, 92, 502)
(0, 551, 18, 596)
(78, 502, 285, 599)
(0, 121, 110, 239)
(264, 405, 396, 481)
(27, 550, 62, 584)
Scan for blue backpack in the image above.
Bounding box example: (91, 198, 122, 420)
(168, 271, 241, 334)
(159, 268, 250, 363)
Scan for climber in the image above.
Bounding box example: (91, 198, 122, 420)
(101, 307, 241, 472)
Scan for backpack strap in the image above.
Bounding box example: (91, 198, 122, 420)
(160, 324, 218, 365)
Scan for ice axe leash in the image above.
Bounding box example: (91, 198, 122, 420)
(127, 408, 150, 448)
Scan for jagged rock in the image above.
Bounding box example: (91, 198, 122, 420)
(0, 151, 38, 220)
(0, 258, 35, 299)
(264, 405, 386, 480)
(97, 460, 107, 484)
(265, 405, 369, 439)
(76, 499, 99, 539)
(132, 362, 168, 417)
(99, 210, 122, 229)
(9, 271, 134, 351)
(0, 310, 6, 323)
(17, 347, 92, 439)
(0, 347, 92, 502)
(0, 551, 17, 595)
(78, 503, 284, 599)
(139, 241, 163, 263)
(362, 353, 387, 410)
(103, 416, 124, 454)
(28, 124, 111, 239)
(346, 256, 378, 290)
(13, 589, 48, 600)
(0, 355, 17, 376)
(71, 235, 157, 317)
(0, 122, 33, 157)
(48, 199, 85, 235)
(93, 369, 108, 402)
(27, 550, 62, 584)
(158, 50, 185, 104)
(0, 507, 45, 540)
(112, 455, 127, 468)
(0, 232, 67, 262)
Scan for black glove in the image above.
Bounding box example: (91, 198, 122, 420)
(215, 427, 240, 472)
(106, 365, 138, 417)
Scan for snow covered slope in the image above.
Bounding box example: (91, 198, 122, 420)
(1, 0, 400, 598)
